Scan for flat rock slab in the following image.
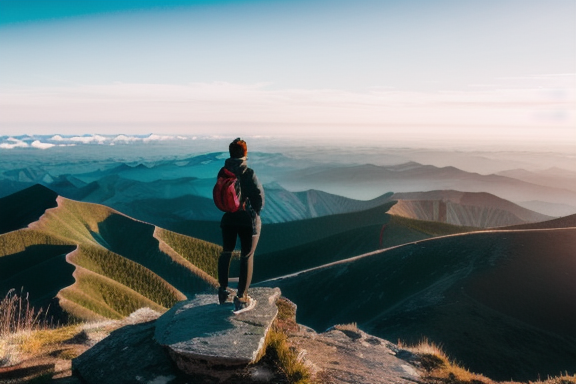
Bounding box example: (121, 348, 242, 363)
(154, 287, 281, 382)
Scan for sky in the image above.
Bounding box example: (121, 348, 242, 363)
(0, 0, 574, 148)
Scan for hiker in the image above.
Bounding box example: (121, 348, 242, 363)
(216, 138, 264, 311)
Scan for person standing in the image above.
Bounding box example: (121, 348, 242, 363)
(217, 138, 264, 311)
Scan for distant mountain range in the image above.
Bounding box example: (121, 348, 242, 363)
(279, 162, 576, 216)
(497, 167, 576, 192)
(0, 155, 565, 234)
(2, 154, 576, 219)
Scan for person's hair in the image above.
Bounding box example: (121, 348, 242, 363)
(229, 138, 248, 158)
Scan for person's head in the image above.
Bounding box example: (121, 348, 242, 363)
(229, 138, 248, 158)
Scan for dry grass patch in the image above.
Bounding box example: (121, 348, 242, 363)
(524, 375, 576, 384)
(400, 338, 492, 384)
(1, 289, 48, 338)
(257, 296, 315, 384)
(1, 289, 57, 366)
(400, 338, 576, 384)
(265, 328, 311, 384)
(16, 326, 80, 356)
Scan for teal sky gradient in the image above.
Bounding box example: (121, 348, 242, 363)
(0, 0, 574, 146)
(0, 0, 256, 24)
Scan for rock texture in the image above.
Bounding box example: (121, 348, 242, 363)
(70, 291, 423, 384)
(154, 287, 281, 383)
(288, 324, 421, 384)
(72, 320, 183, 384)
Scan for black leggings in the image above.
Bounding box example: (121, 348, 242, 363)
(218, 219, 261, 297)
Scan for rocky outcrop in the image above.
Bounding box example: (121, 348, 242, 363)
(289, 324, 421, 384)
(154, 287, 281, 383)
(72, 288, 281, 384)
(71, 288, 422, 384)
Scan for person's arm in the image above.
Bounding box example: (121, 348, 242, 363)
(244, 169, 264, 214)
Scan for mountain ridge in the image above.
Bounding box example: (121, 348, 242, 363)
(258, 225, 576, 381)
(0, 186, 221, 322)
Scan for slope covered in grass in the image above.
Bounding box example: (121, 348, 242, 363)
(155, 228, 220, 279)
(0, 186, 220, 322)
(259, 228, 576, 381)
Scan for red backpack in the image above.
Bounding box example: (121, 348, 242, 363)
(213, 167, 242, 212)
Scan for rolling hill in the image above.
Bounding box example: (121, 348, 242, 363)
(0, 185, 220, 322)
(258, 225, 576, 381)
(251, 205, 478, 282)
(388, 190, 552, 227)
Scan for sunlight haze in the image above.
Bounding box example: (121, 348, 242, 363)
(0, 0, 574, 149)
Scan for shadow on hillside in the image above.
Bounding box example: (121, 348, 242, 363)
(0, 184, 58, 235)
(91, 213, 215, 295)
(0, 244, 76, 314)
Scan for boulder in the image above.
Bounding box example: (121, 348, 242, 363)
(154, 287, 281, 383)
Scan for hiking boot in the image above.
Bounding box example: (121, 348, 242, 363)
(233, 294, 252, 312)
(218, 287, 232, 305)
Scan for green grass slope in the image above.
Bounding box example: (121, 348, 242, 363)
(0, 186, 221, 322)
(259, 228, 576, 381)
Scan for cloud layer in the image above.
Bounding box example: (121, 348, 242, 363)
(1, 76, 574, 147)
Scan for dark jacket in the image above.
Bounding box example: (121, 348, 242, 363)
(220, 157, 264, 229)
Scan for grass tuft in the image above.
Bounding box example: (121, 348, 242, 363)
(400, 339, 576, 384)
(266, 328, 311, 384)
(400, 338, 492, 384)
(0, 288, 49, 337)
(526, 374, 576, 384)
(333, 322, 362, 340)
(1, 289, 83, 366)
